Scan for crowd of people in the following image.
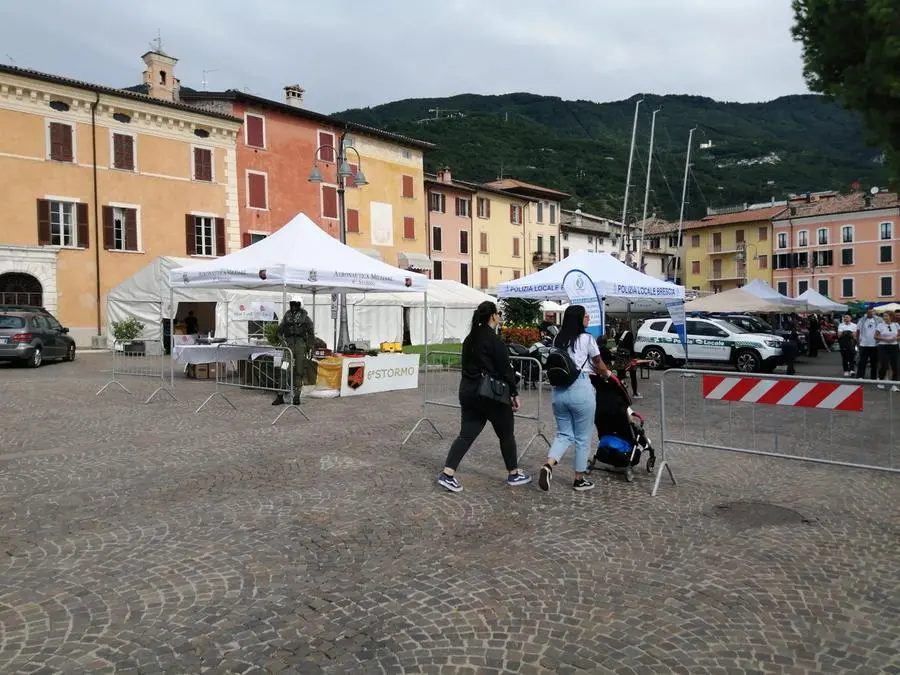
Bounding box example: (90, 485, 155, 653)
(836, 308, 899, 389)
(435, 301, 900, 495)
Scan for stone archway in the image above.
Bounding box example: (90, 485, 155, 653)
(0, 272, 43, 306)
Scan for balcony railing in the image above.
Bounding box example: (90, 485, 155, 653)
(708, 267, 746, 281)
(707, 243, 744, 254)
(532, 251, 557, 265)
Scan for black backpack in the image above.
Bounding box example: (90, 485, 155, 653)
(545, 337, 588, 388)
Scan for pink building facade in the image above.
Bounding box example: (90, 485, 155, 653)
(772, 191, 899, 303)
(425, 168, 475, 284)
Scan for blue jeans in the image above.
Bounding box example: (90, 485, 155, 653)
(548, 373, 596, 473)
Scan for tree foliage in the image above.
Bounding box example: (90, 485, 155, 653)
(335, 92, 888, 221)
(792, 0, 900, 186)
(501, 298, 543, 327)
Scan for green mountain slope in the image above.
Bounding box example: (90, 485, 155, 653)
(334, 93, 887, 221)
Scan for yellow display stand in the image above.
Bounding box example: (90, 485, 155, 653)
(315, 356, 344, 390)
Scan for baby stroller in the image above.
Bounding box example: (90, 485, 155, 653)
(588, 373, 657, 482)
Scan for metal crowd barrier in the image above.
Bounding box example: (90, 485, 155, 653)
(403, 350, 550, 459)
(96, 340, 176, 404)
(652, 368, 899, 497)
(194, 342, 309, 425)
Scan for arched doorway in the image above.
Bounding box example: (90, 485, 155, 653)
(0, 272, 43, 306)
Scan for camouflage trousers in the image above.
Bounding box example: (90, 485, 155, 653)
(283, 338, 309, 390)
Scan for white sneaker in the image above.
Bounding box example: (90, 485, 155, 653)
(843, 371, 850, 377)
(877, 384, 886, 390)
(892, 386, 900, 393)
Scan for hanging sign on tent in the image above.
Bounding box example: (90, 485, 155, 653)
(562, 269, 604, 338)
(331, 294, 338, 319)
(664, 298, 687, 352)
(233, 301, 277, 321)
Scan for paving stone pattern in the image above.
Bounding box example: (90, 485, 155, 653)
(0, 352, 897, 674)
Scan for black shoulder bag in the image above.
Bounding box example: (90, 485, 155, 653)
(477, 371, 511, 405)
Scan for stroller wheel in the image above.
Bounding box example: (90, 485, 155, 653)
(624, 466, 635, 483)
(646, 456, 656, 473)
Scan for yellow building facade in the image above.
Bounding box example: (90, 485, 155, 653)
(0, 57, 241, 346)
(683, 206, 784, 292)
(467, 185, 533, 291)
(341, 133, 431, 272)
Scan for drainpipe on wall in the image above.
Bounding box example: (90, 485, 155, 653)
(90, 90, 102, 336)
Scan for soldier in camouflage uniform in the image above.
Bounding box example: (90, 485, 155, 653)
(273, 296, 316, 405)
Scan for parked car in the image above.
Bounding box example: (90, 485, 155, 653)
(711, 313, 809, 355)
(0, 309, 76, 367)
(635, 316, 784, 373)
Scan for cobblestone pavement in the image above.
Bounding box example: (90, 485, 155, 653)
(0, 352, 897, 674)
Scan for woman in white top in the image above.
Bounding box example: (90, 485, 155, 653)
(539, 305, 611, 493)
(875, 311, 899, 391)
(836, 314, 858, 376)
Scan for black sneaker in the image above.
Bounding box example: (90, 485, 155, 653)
(437, 473, 462, 493)
(573, 477, 595, 492)
(539, 464, 552, 492)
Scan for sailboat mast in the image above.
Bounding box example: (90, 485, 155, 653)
(620, 96, 643, 257)
(639, 107, 661, 271)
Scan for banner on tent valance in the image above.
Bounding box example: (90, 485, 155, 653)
(562, 269, 604, 338)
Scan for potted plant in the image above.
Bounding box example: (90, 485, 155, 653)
(111, 317, 145, 354)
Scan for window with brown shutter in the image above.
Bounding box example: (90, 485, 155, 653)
(318, 131, 335, 162)
(513, 270, 521, 280)
(215, 218, 226, 256)
(102, 205, 138, 251)
(48, 122, 74, 162)
(401, 175, 414, 198)
(112, 133, 135, 170)
(76, 203, 89, 248)
(322, 185, 338, 219)
(480, 268, 488, 288)
(477, 197, 491, 219)
(245, 114, 265, 148)
(404, 217, 416, 240)
(480, 232, 488, 253)
(758, 226, 768, 241)
(124, 209, 138, 251)
(347, 209, 360, 233)
(460, 263, 468, 286)
(247, 172, 268, 209)
(431, 226, 441, 249)
(459, 231, 468, 254)
(242, 232, 253, 248)
(513, 238, 520, 257)
(193, 147, 213, 181)
(346, 163, 358, 188)
(103, 206, 115, 249)
(37, 199, 51, 245)
(185, 215, 196, 255)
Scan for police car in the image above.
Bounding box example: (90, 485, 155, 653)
(634, 317, 784, 373)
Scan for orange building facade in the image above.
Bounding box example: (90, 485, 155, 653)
(772, 191, 899, 303)
(0, 54, 241, 347)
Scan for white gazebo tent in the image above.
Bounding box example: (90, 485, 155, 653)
(496, 250, 684, 315)
(685, 287, 802, 313)
(166, 212, 428, 384)
(742, 279, 809, 311)
(797, 289, 848, 313)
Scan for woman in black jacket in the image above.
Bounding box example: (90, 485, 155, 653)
(437, 301, 533, 492)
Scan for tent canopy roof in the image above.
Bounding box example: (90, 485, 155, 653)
(170, 213, 428, 294)
(742, 279, 807, 309)
(797, 288, 848, 312)
(685, 286, 802, 313)
(496, 250, 684, 303)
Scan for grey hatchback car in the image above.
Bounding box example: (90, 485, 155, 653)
(0, 310, 76, 367)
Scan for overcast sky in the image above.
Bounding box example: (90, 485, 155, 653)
(2, 0, 808, 114)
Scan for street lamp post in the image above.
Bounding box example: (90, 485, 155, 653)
(308, 132, 368, 351)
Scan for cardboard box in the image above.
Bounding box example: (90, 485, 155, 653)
(188, 363, 209, 379)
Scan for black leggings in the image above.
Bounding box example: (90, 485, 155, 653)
(878, 345, 899, 381)
(616, 367, 638, 395)
(444, 391, 518, 472)
(839, 343, 855, 372)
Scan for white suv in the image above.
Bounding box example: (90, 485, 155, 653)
(634, 317, 784, 373)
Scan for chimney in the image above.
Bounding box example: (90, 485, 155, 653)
(141, 50, 180, 101)
(284, 85, 305, 108)
(436, 166, 452, 183)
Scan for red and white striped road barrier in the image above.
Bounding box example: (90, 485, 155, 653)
(702, 375, 864, 412)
